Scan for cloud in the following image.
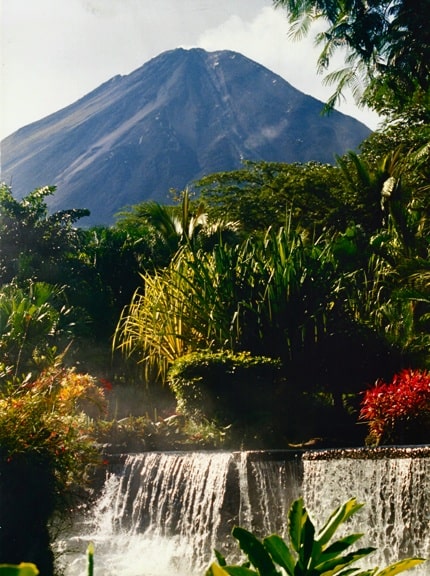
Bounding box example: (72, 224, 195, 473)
(1, 0, 380, 138)
(197, 7, 381, 129)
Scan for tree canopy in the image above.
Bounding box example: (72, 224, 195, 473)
(273, 0, 430, 119)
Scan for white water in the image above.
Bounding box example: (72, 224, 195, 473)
(302, 454, 430, 575)
(56, 450, 429, 576)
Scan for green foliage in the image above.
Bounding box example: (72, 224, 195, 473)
(0, 364, 106, 499)
(0, 282, 73, 379)
(74, 225, 151, 336)
(339, 144, 430, 369)
(116, 188, 240, 264)
(94, 413, 228, 451)
(168, 350, 282, 427)
(0, 565, 39, 576)
(273, 0, 430, 117)
(114, 224, 338, 383)
(0, 184, 89, 285)
(196, 161, 346, 235)
(207, 497, 425, 576)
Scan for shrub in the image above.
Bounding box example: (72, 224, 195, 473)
(0, 281, 71, 378)
(359, 368, 430, 445)
(168, 350, 282, 427)
(0, 365, 106, 484)
(0, 364, 107, 572)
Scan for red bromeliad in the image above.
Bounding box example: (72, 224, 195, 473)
(359, 369, 430, 445)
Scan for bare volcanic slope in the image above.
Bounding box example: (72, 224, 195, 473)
(1, 48, 371, 225)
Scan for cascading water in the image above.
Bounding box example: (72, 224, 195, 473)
(57, 450, 301, 575)
(56, 448, 429, 576)
(59, 452, 234, 575)
(302, 447, 430, 575)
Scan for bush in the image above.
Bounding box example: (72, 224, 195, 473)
(359, 368, 430, 445)
(0, 365, 106, 482)
(0, 364, 107, 572)
(168, 350, 282, 427)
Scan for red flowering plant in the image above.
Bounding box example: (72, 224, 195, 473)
(359, 369, 430, 446)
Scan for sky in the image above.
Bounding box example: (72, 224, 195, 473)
(0, 0, 382, 140)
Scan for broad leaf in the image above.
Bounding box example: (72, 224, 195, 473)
(232, 527, 280, 576)
(317, 547, 376, 575)
(208, 564, 233, 576)
(289, 498, 307, 554)
(214, 550, 227, 567)
(263, 534, 296, 575)
(223, 568, 260, 576)
(301, 513, 316, 568)
(334, 570, 376, 576)
(375, 558, 426, 576)
(317, 498, 364, 547)
(0, 564, 39, 576)
(315, 534, 364, 566)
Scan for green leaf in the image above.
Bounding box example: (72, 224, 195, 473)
(0, 564, 39, 576)
(317, 498, 364, 547)
(334, 570, 375, 576)
(214, 549, 227, 567)
(315, 534, 364, 565)
(263, 534, 296, 575)
(232, 527, 280, 576)
(222, 567, 260, 576)
(317, 547, 376, 575)
(375, 558, 426, 576)
(289, 498, 307, 554)
(301, 513, 316, 568)
(207, 564, 233, 576)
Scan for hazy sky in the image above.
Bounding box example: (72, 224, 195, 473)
(1, 0, 381, 140)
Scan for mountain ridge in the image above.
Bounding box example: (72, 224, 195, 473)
(1, 48, 371, 225)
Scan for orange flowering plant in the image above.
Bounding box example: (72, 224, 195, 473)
(359, 369, 430, 446)
(0, 362, 108, 500)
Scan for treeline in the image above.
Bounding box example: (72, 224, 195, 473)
(0, 116, 429, 445)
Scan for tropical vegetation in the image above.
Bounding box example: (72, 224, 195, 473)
(0, 359, 108, 574)
(0, 0, 429, 569)
(360, 368, 430, 446)
(273, 0, 430, 120)
(207, 497, 425, 576)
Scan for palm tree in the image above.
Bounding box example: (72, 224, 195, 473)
(340, 144, 430, 368)
(116, 188, 240, 262)
(272, 0, 430, 115)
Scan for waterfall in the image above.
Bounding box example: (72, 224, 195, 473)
(59, 452, 236, 575)
(57, 448, 429, 576)
(302, 447, 430, 574)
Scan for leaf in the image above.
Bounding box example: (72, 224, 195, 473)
(316, 547, 376, 575)
(315, 534, 364, 565)
(317, 498, 364, 547)
(301, 513, 316, 568)
(375, 558, 426, 576)
(232, 527, 280, 576)
(223, 567, 260, 576)
(263, 534, 296, 575)
(214, 549, 227, 566)
(289, 498, 307, 554)
(208, 564, 233, 576)
(334, 570, 376, 576)
(0, 564, 39, 576)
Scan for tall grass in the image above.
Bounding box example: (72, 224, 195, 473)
(114, 225, 338, 382)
